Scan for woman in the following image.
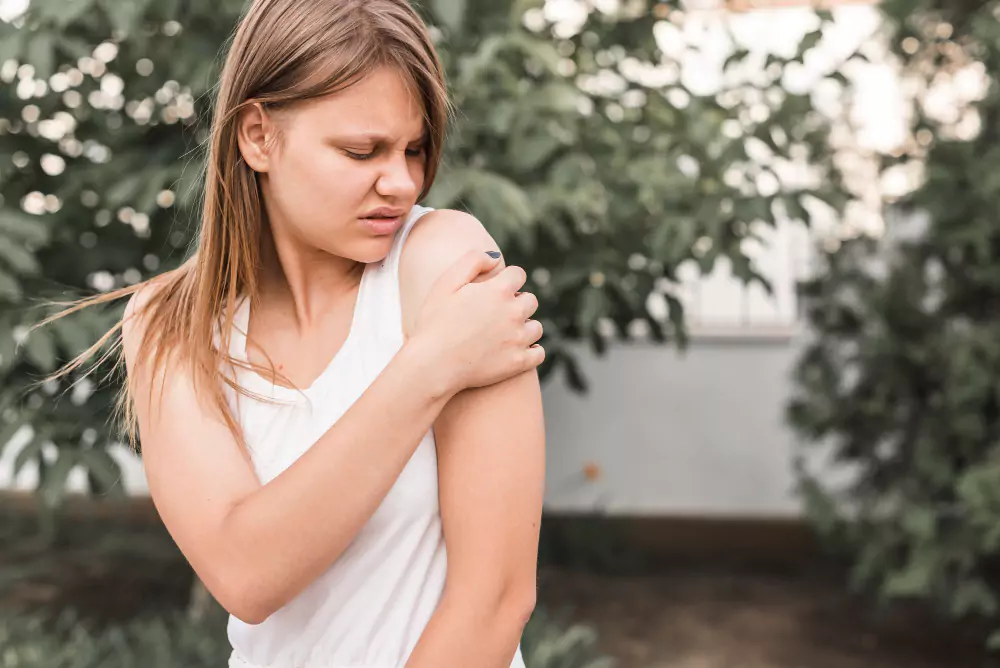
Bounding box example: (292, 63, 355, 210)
(42, 0, 546, 666)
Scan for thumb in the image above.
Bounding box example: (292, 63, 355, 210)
(433, 250, 502, 294)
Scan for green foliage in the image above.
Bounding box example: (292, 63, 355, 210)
(0, 606, 609, 668)
(788, 0, 1000, 644)
(0, 1, 842, 506)
(0, 610, 232, 668)
(521, 608, 615, 668)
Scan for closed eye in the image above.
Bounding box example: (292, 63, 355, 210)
(344, 146, 426, 161)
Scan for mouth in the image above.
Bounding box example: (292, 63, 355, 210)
(361, 207, 407, 219)
(359, 214, 404, 235)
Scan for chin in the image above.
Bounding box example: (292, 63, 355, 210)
(348, 237, 395, 265)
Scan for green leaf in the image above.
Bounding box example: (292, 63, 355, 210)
(0, 211, 50, 245)
(784, 194, 809, 223)
(560, 348, 589, 393)
(432, 0, 466, 32)
(531, 82, 580, 115)
(509, 130, 561, 171)
(0, 325, 15, 370)
(828, 71, 850, 87)
(0, 415, 27, 457)
(100, 0, 143, 37)
(901, 506, 936, 542)
(883, 554, 935, 598)
(52, 0, 94, 28)
(23, 328, 58, 372)
(13, 435, 43, 480)
(105, 172, 145, 208)
(579, 286, 609, 332)
(424, 168, 468, 209)
(77, 447, 123, 495)
(950, 580, 997, 617)
(40, 449, 77, 506)
(509, 0, 544, 24)
(26, 32, 56, 80)
(511, 32, 562, 75)
(0, 27, 24, 63)
(58, 35, 97, 61)
(0, 270, 22, 301)
(0, 236, 40, 274)
(665, 294, 687, 347)
(465, 169, 535, 248)
(800, 29, 823, 54)
(52, 316, 93, 356)
(723, 48, 750, 71)
(765, 53, 786, 69)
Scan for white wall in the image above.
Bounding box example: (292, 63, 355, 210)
(541, 337, 817, 517)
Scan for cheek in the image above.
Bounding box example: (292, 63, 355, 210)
(409, 160, 427, 191)
(274, 147, 371, 218)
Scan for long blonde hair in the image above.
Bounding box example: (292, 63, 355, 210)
(34, 0, 451, 454)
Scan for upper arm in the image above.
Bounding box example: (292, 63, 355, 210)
(399, 210, 546, 605)
(122, 285, 263, 619)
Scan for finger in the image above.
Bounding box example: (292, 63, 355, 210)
(432, 250, 502, 293)
(522, 319, 544, 345)
(515, 291, 539, 320)
(524, 344, 545, 370)
(492, 265, 527, 294)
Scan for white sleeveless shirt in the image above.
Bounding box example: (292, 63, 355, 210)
(222, 204, 527, 668)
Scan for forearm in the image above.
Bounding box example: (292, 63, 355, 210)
(221, 338, 453, 621)
(405, 589, 534, 668)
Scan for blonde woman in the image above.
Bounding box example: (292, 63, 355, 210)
(42, 0, 545, 665)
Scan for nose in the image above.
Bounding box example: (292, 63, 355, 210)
(375, 151, 419, 200)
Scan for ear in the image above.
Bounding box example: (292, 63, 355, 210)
(236, 102, 276, 173)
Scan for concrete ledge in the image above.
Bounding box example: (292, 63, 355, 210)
(2, 491, 821, 565)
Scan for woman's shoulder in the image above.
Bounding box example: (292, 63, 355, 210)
(396, 208, 504, 335)
(399, 208, 498, 271)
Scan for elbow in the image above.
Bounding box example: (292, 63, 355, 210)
(504, 584, 537, 630)
(482, 578, 536, 633)
(218, 582, 273, 626)
(210, 503, 287, 625)
(211, 570, 280, 626)
(229, 600, 272, 627)
(441, 576, 537, 631)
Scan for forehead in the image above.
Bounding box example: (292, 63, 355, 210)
(292, 66, 425, 138)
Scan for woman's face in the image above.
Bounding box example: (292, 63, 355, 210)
(241, 66, 428, 264)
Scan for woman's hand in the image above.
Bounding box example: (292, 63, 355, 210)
(407, 250, 544, 396)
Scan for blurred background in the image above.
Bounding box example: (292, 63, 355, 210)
(1, 0, 997, 665)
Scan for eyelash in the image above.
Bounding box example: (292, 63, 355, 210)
(344, 146, 426, 161)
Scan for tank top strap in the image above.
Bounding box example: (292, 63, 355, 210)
(381, 203, 436, 279)
(356, 204, 436, 354)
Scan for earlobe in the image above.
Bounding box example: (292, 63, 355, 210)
(236, 102, 270, 173)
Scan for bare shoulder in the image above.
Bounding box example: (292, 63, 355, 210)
(121, 276, 170, 372)
(398, 209, 503, 334)
(401, 209, 498, 267)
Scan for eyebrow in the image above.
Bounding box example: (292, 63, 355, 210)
(331, 131, 428, 145)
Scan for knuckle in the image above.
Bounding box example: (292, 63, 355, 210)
(527, 293, 539, 312)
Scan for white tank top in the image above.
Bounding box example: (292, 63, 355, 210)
(221, 204, 527, 668)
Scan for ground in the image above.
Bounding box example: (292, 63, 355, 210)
(538, 566, 995, 668)
(0, 497, 995, 668)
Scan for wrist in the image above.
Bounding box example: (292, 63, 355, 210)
(397, 335, 458, 405)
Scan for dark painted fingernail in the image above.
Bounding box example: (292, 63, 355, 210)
(486, 251, 501, 258)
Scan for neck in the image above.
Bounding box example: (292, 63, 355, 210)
(257, 218, 364, 328)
